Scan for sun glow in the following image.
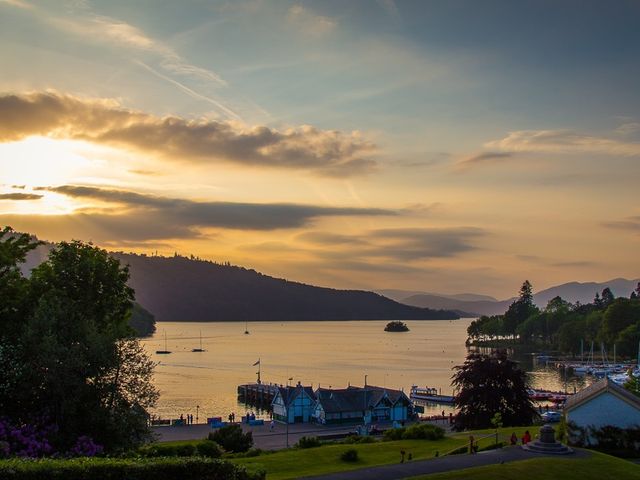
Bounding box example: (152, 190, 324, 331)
(0, 136, 103, 186)
(0, 136, 114, 214)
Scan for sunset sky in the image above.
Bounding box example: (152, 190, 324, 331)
(1, 0, 639, 299)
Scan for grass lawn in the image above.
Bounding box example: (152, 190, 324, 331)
(232, 437, 462, 480)
(230, 427, 540, 480)
(409, 450, 640, 480)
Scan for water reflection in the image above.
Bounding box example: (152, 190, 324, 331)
(143, 320, 586, 421)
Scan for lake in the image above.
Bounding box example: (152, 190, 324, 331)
(141, 319, 589, 421)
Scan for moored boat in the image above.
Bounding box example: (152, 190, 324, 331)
(410, 386, 455, 404)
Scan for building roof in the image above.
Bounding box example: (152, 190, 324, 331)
(274, 385, 317, 407)
(315, 385, 410, 414)
(564, 377, 640, 412)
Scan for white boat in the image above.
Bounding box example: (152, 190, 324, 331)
(410, 386, 455, 404)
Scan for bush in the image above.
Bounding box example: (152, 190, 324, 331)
(295, 436, 321, 449)
(196, 441, 223, 458)
(383, 428, 405, 441)
(402, 424, 445, 440)
(138, 441, 220, 458)
(209, 425, 253, 453)
(343, 435, 375, 444)
(243, 448, 262, 458)
(340, 449, 359, 462)
(174, 444, 197, 457)
(0, 457, 265, 480)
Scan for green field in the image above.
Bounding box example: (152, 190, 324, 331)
(230, 427, 534, 480)
(410, 451, 640, 480)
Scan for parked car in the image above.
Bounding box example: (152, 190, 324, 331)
(540, 411, 562, 423)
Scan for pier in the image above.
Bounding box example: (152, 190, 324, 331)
(237, 382, 279, 408)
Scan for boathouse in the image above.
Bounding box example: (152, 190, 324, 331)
(272, 383, 317, 423)
(312, 385, 412, 425)
(564, 377, 640, 443)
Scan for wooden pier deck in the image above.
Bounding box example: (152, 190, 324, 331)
(237, 383, 279, 407)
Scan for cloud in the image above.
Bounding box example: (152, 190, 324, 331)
(46, 11, 227, 88)
(36, 184, 395, 233)
(366, 227, 485, 260)
(0, 0, 32, 9)
(297, 226, 485, 262)
(0, 192, 42, 200)
(296, 231, 370, 246)
(0, 212, 197, 242)
(603, 216, 640, 233)
(8, 1, 235, 119)
(551, 261, 597, 268)
(377, 0, 400, 18)
(455, 151, 514, 170)
(485, 129, 640, 156)
(287, 4, 337, 36)
(0, 92, 378, 176)
(615, 122, 640, 137)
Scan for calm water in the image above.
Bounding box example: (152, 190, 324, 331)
(141, 320, 588, 421)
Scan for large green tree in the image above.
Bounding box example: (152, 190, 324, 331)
(0, 231, 158, 452)
(451, 349, 538, 430)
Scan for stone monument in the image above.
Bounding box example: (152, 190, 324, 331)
(522, 424, 573, 454)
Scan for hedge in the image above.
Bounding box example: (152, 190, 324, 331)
(0, 456, 265, 480)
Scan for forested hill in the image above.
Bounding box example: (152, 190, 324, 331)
(110, 252, 459, 322)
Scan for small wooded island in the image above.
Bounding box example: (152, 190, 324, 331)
(384, 321, 410, 332)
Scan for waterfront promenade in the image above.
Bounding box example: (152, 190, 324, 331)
(152, 417, 454, 450)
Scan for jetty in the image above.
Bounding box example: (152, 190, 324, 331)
(237, 383, 279, 407)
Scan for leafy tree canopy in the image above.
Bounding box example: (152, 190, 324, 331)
(451, 349, 537, 430)
(0, 228, 157, 454)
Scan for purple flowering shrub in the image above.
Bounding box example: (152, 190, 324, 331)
(69, 435, 103, 457)
(0, 417, 55, 458)
(0, 417, 103, 458)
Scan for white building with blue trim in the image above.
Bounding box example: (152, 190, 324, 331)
(564, 377, 640, 443)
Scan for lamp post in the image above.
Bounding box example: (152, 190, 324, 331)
(364, 374, 368, 429)
(286, 377, 293, 448)
(196, 405, 199, 424)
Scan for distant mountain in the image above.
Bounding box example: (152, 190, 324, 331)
(396, 278, 640, 317)
(400, 294, 512, 317)
(18, 239, 458, 322)
(14, 233, 637, 322)
(110, 253, 459, 321)
(377, 289, 497, 303)
(533, 278, 640, 306)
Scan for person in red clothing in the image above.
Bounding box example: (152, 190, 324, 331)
(522, 430, 531, 444)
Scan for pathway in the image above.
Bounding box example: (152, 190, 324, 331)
(301, 446, 590, 480)
(152, 418, 453, 450)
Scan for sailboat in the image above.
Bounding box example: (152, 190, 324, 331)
(156, 331, 172, 354)
(192, 330, 205, 352)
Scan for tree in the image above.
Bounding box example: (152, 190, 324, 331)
(0, 227, 40, 337)
(451, 349, 537, 430)
(601, 287, 615, 308)
(601, 298, 640, 346)
(0, 235, 158, 453)
(503, 281, 539, 336)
